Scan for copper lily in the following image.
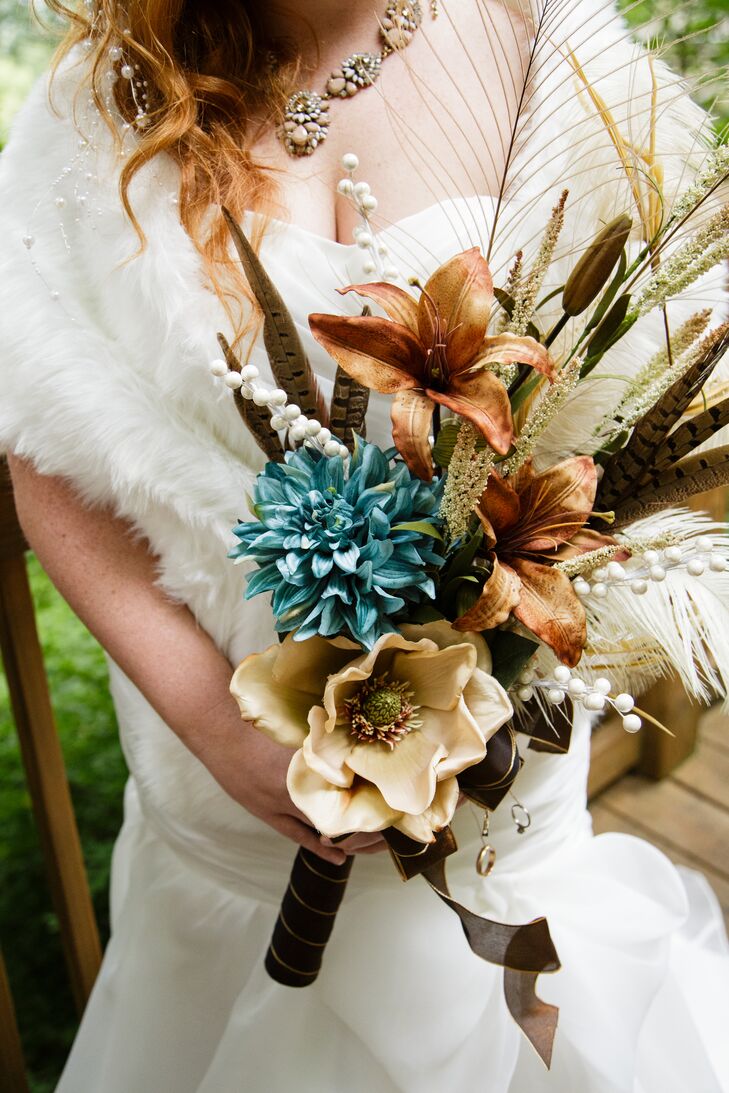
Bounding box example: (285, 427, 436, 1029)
(309, 248, 555, 480)
(454, 456, 615, 666)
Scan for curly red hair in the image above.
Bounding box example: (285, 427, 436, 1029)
(44, 0, 307, 338)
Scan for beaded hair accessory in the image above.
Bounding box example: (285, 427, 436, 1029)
(279, 0, 438, 158)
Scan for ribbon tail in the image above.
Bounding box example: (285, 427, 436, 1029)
(504, 968, 559, 1068)
(423, 858, 561, 1069)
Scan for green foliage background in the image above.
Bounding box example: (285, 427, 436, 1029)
(620, 0, 729, 131)
(1, 558, 126, 1093)
(0, 1, 726, 1089)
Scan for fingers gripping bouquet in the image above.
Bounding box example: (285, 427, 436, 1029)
(214, 120, 729, 1062)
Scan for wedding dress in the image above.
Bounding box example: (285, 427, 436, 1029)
(1, 2, 729, 1089)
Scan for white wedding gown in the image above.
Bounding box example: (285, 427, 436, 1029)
(54, 209, 729, 1092)
(1, 15, 729, 1089)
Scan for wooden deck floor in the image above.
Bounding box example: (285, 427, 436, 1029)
(590, 705, 729, 931)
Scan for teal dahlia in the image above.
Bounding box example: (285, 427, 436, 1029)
(230, 438, 444, 649)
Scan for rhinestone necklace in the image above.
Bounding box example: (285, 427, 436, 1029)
(279, 0, 439, 158)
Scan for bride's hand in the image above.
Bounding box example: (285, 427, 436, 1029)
(7, 458, 387, 867)
(204, 718, 387, 866)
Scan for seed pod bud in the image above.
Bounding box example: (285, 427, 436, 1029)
(562, 214, 632, 316)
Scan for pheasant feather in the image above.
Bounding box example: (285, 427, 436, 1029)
(329, 365, 370, 452)
(612, 447, 729, 526)
(217, 333, 285, 463)
(222, 208, 328, 426)
(652, 397, 729, 472)
(597, 324, 729, 509)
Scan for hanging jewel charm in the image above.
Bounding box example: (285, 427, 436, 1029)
(475, 811, 497, 877)
(282, 91, 331, 157)
(510, 797, 531, 835)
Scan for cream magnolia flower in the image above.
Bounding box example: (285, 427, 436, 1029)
(230, 621, 513, 842)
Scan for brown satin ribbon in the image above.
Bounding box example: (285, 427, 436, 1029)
(420, 721, 560, 1066)
(383, 807, 561, 1066)
(458, 722, 523, 809)
(423, 857, 560, 1068)
(521, 707, 574, 755)
(265, 848, 354, 987)
(383, 825, 458, 880)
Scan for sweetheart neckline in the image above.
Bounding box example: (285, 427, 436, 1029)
(252, 192, 503, 252)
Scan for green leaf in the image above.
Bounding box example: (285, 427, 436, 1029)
(432, 419, 489, 469)
(439, 574, 480, 610)
(456, 581, 481, 618)
(535, 284, 566, 311)
(432, 419, 460, 468)
(437, 531, 486, 618)
(486, 630, 539, 689)
(581, 295, 634, 375)
(493, 286, 516, 312)
(442, 528, 484, 582)
(392, 520, 444, 540)
(509, 371, 542, 415)
(406, 604, 447, 624)
(593, 429, 630, 465)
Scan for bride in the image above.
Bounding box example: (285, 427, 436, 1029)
(1, 0, 728, 1089)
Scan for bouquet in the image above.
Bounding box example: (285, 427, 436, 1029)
(211, 119, 729, 1064)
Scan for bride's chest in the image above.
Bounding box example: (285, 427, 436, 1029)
(244, 0, 530, 245)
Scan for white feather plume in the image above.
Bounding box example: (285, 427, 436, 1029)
(577, 509, 729, 706)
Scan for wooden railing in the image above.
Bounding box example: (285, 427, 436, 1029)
(0, 457, 101, 1092)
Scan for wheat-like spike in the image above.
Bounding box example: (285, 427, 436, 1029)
(651, 396, 729, 472)
(217, 333, 285, 463)
(329, 367, 370, 452)
(607, 309, 713, 429)
(222, 208, 328, 426)
(597, 324, 729, 508)
(613, 446, 729, 526)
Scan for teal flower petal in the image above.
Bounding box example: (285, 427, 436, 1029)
(231, 440, 443, 648)
(312, 553, 334, 578)
(333, 543, 360, 573)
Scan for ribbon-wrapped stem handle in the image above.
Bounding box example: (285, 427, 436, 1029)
(265, 825, 458, 987)
(265, 847, 354, 987)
